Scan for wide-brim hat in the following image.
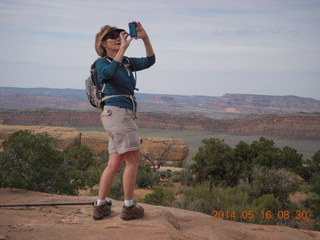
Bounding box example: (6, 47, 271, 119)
(95, 26, 125, 57)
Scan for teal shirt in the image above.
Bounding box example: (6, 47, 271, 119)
(96, 55, 155, 110)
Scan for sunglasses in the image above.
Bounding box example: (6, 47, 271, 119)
(102, 33, 121, 41)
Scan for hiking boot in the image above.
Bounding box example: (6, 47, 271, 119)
(93, 200, 112, 220)
(121, 202, 144, 221)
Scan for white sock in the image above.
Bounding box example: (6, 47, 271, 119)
(96, 199, 106, 206)
(124, 199, 135, 207)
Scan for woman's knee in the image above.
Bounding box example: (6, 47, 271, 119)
(123, 150, 140, 166)
(107, 154, 123, 171)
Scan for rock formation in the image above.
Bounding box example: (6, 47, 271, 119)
(141, 137, 189, 162)
(0, 124, 189, 162)
(0, 124, 81, 150)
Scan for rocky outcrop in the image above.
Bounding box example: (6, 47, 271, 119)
(0, 124, 189, 162)
(0, 124, 81, 150)
(80, 131, 108, 154)
(141, 137, 189, 162)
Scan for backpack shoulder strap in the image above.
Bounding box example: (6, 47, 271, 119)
(92, 56, 112, 69)
(92, 57, 113, 85)
(123, 56, 138, 90)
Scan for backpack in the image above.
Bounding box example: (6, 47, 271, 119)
(85, 57, 111, 109)
(85, 57, 137, 110)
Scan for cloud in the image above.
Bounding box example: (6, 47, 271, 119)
(0, 0, 319, 99)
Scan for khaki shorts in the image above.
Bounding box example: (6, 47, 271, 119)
(101, 106, 140, 155)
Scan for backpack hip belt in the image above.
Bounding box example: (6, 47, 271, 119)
(102, 94, 137, 119)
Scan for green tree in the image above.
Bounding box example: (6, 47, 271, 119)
(191, 138, 235, 186)
(250, 137, 281, 168)
(233, 141, 254, 184)
(302, 150, 320, 182)
(279, 146, 303, 172)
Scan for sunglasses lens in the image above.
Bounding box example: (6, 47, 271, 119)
(103, 34, 120, 40)
(110, 34, 119, 39)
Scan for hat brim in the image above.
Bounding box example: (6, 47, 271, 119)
(107, 28, 125, 34)
(102, 28, 125, 41)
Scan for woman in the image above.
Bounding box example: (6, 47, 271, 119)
(93, 22, 155, 221)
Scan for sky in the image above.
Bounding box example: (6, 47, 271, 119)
(1, 0, 320, 99)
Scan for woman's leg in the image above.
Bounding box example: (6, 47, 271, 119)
(98, 153, 124, 200)
(120, 150, 144, 220)
(122, 150, 140, 200)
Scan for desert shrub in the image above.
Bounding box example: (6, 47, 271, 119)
(249, 166, 300, 203)
(0, 130, 65, 193)
(159, 169, 172, 179)
(304, 192, 320, 231)
(172, 169, 193, 186)
(311, 174, 320, 195)
(178, 182, 251, 217)
(0, 130, 104, 195)
(142, 186, 175, 207)
(136, 165, 158, 188)
(96, 150, 109, 164)
(177, 182, 296, 225)
(170, 161, 184, 168)
(63, 145, 104, 192)
(251, 194, 282, 225)
(300, 150, 320, 183)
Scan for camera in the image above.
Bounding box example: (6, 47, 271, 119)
(128, 22, 137, 37)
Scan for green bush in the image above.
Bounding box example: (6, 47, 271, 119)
(172, 169, 193, 185)
(142, 186, 175, 207)
(159, 169, 172, 179)
(177, 182, 295, 225)
(63, 145, 104, 192)
(0, 130, 104, 195)
(178, 182, 251, 216)
(251, 194, 282, 225)
(191, 137, 306, 188)
(0, 130, 65, 193)
(304, 192, 320, 230)
(136, 165, 158, 188)
(249, 166, 300, 202)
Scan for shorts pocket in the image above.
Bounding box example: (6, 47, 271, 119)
(126, 130, 140, 149)
(101, 109, 113, 131)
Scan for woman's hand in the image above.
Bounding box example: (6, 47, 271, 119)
(113, 31, 133, 63)
(132, 21, 149, 40)
(119, 31, 134, 51)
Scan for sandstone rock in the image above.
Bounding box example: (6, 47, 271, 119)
(0, 125, 190, 162)
(0, 188, 319, 240)
(141, 137, 189, 162)
(0, 125, 81, 150)
(80, 131, 108, 154)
